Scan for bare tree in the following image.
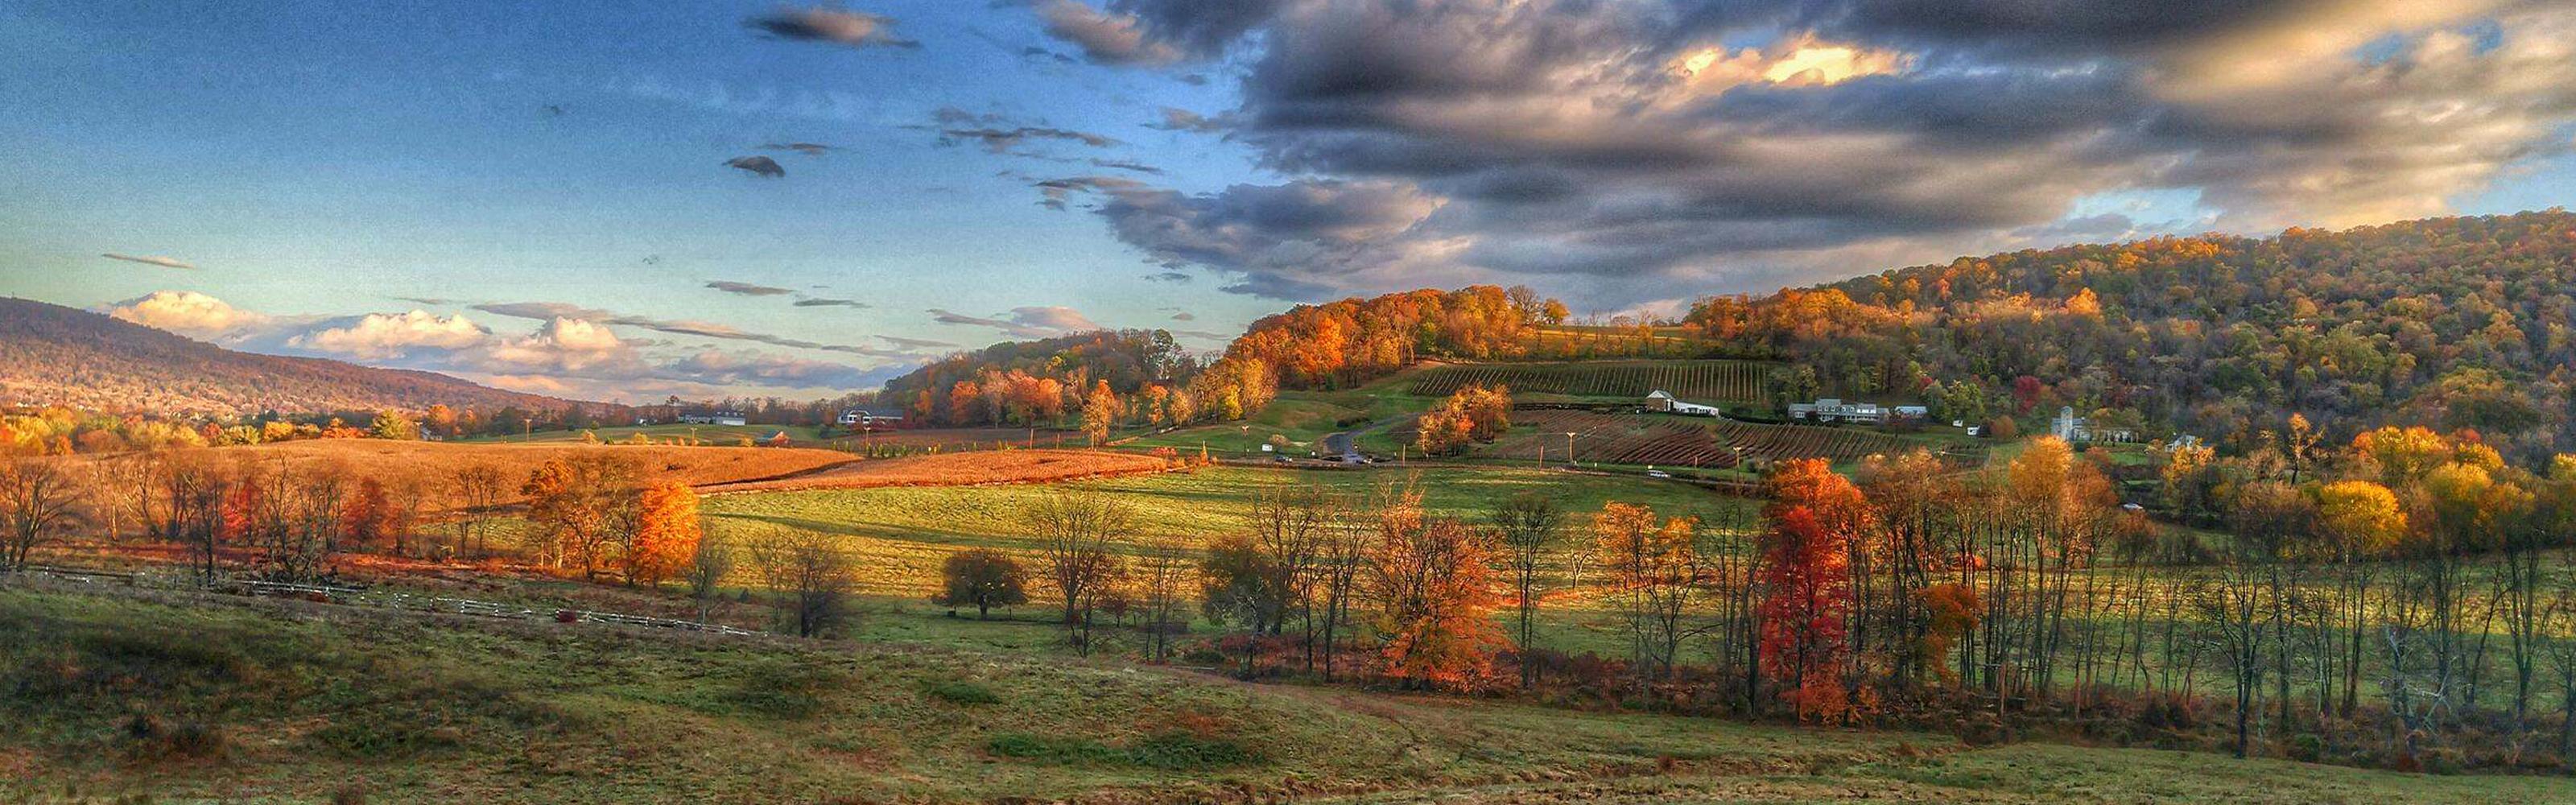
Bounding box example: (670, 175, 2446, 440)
(1135, 543, 1192, 663)
(685, 526, 735, 625)
(752, 526, 852, 638)
(93, 451, 163, 545)
(447, 463, 506, 559)
(1491, 491, 1562, 688)
(163, 452, 229, 581)
(1, 457, 86, 570)
(1251, 485, 1332, 671)
(1025, 490, 1135, 655)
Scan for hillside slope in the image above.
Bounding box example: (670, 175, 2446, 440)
(4, 584, 2557, 804)
(0, 297, 581, 415)
(1764, 211, 2576, 459)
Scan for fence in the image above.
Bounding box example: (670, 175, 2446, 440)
(10, 564, 761, 638)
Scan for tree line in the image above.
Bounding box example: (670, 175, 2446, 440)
(913, 428, 2576, 773)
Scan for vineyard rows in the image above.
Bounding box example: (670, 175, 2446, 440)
(1501, 411, 1740, 468)
(1409, 361, 1769, 402)
(1708, 419, 1918, 464)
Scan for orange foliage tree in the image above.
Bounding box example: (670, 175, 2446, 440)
(1591, 502, 1701, 679)
(628, 481, 701, 587)
(1368, 513, 1507, 689)
(1414, 384, 1510, 456)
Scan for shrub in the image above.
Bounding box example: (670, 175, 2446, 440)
(124, 713, 225, 761)
(309, 716, 463, 759)
(1125, 731, 1261, 770)
(720, 664, 832, 719)
(986, 733, 1125, 765)
(923, 679, 1001, 706)
(984, 731, 1261, 770)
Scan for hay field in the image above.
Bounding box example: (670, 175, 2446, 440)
(63, 439, 857, 507)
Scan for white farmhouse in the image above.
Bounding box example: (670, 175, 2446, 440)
(1787, 398, 1885, 424)
(1645, 390, 1721, 416)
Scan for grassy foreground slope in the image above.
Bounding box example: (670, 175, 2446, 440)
(6, 584, 2565, 804)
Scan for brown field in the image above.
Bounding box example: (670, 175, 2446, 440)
(56, 439, 857, 506)
(817, 425, 1086, 452)
(696, 448, 1173, 493)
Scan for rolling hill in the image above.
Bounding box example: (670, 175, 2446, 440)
(0, 297, 584, 416)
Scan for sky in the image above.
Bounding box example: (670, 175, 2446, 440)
(4, 1, 2574, 403)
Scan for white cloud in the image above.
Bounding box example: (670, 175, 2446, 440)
(105, 291, 271, 340)
(288, 310, 489, 359)
(484, 317, 634, 373)
(1034, 0, 1182, 65)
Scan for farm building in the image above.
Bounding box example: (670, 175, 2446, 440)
(1893, 405, 1929, 419)
(837, 408, 906, 427)
(2052, 407, 2137, 443)
(1787, 398, 1885, 424)
(679, 410, 748, 427)
(1644, 390, 1720, 416)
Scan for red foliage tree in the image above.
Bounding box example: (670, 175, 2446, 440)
(1757, 506, 1852, 720)
(341, 477, 394, 554)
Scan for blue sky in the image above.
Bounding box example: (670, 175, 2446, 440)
(4, 1, 2573, 402)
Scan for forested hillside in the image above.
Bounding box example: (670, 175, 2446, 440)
(884, 329, 1195, 426)
(1682, 211, 2576, 463)
(0, 297, 581, 417)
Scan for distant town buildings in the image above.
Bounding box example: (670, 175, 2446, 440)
(2051, 406, 2136, 443)
(679, 410, 748, 427)
(1787, 398, 1885, 424)
(1645, 390, 1721, 416)
(837, 408, 905, 427)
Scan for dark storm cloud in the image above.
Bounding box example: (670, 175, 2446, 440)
(1033, 175, 1148, 210)
(938, 126, 1120, 153)
(1089, 158, 1164, 175)
(1030, 0, 1286, 64)
(1017, 0, 2576, 305)
(879, 334, 956, 349)
(794, 297, 871, 308)
(706, 280, 795, 296)
(745, 6, 920, 49)
(762, 142, 838, 155)
(100, 253, 196, 270)
(724, 155, 786, 177)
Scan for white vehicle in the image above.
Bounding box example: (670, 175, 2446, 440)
(1645, 469, 1672, 479)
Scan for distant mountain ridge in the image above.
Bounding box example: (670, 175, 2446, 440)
(0, 297, 585, 416)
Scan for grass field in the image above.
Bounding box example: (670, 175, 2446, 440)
(702, 464, 1744, 598)
(6, 582, 2561, 804)
(1126, 370, 1437, 456)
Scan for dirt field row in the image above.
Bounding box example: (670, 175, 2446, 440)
(696, 448, 1174, 493)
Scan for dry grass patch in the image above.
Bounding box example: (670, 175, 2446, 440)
(57, 440, 853, 509)
(699, 448, 1170, 493)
